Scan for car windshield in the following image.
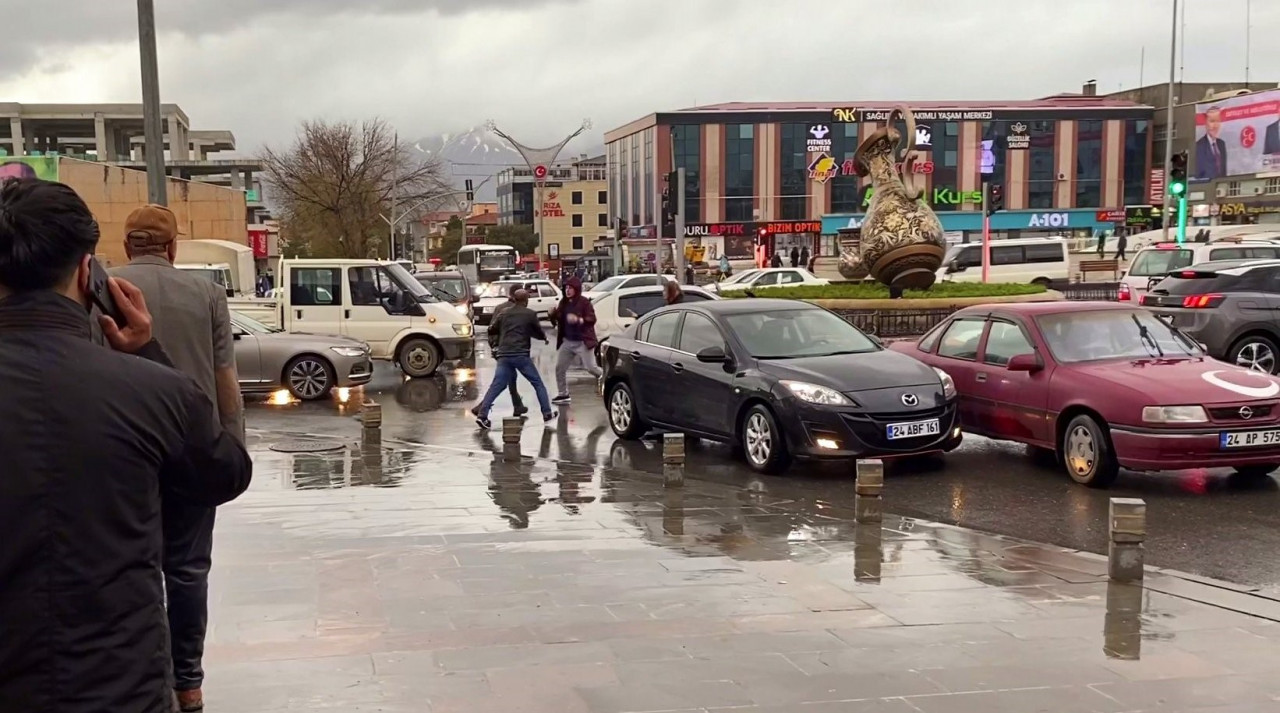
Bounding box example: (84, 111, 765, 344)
(725, 309, 878, 359)
(385, 263, 438, 302)
(1037, 309, 1204, 363)
(417, 276, 467, 301)
(480, 282, 520, 298)
(1128, 248, 1193, 277)
(231, 311, 279, 334)
(590, 276, 628, 292)
(722, 269, 760, 285)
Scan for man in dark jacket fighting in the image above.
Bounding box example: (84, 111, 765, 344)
(0, 178, 253, 713)
(472, 289, 557, 429)
(549, 276, 602, 404)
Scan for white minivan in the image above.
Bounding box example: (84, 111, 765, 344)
(937, 237, 1069, 286)
(229, 259, 474, 378)
(1118, 238, 1280, 302)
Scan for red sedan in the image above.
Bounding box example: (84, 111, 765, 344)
(890, 301, 1280, 487)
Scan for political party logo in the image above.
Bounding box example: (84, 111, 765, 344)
(807, 124, 832, 153)
(808, 153, 840, 183)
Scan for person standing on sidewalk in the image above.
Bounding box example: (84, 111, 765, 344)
(1115, 232, 1128, 261)
(487, 282, 529, 418)
(472, 289, 557, 429)
(111, 205, 244, 713)
(549, 276, 601, 405)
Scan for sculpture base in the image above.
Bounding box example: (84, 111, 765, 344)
(870, 244, 945, 291)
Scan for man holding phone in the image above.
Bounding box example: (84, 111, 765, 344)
(112, 204, 243, 712)
(0, 177, 252, 712)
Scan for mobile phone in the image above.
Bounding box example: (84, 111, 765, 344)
(87, 256, 126, 329)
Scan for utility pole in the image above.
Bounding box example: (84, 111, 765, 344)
(1161, 0, 1179, 242)
(980, 182, 990, 284)
(136, 0, 166, 205)
(675, 168, 687, 282)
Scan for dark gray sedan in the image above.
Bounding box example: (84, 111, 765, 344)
(231, 311, 374, 400)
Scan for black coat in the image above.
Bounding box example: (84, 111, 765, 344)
(491, 303, 547, 356)
(0, 291, 252, 713)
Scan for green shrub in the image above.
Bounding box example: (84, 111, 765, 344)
(724, 282, 1047, 300)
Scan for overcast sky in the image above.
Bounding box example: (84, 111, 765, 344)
(1, 0, 1274, 155)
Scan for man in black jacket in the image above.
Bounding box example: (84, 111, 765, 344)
(0, 178, 253, 713)
(472, 289, 557, 429)
(486, 282, 528, 418)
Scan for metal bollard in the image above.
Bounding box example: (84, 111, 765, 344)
(501, 417, 522, 445)
(361, 400, 382, 447)
(663, 433, 685, 487)
(854, 459, 884, 523)
(1108, 497, 1146, 583)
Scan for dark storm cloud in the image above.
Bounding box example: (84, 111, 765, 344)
(0, 0, 579, 74)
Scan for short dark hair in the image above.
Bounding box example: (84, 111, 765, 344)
(0, 178, 100, 292)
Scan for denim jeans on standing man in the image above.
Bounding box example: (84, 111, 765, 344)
(476, 354, 553, 419)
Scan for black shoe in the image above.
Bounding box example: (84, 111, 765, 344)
(513, 407, 529, 419)
(475, 415, 492, 430)
(551, 394, 572, 405)
(543, 410, 559, 425)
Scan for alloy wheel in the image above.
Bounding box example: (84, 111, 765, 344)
(1235, 341, 1276, 373)
(1066, 424, 1096, 478)
(745, 412, 772, 466)
(610, 388, 632, 432)
(288, 358, 330, 400)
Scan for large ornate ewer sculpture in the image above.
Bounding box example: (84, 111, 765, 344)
(852, 106, 947, 291)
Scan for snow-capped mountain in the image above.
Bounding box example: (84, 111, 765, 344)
(413, 125, 603, 202)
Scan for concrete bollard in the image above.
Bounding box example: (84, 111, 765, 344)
(854, 459, 884, 523)
(1103, 580, 1144, 660)
(361, 400, 382, 447)
(663, 488, 685, 536)
(663, 433, 685, 487)
(501, 417, 522, 445)
(1108, 497, 1146, 583)
(853, 522, 883, 583)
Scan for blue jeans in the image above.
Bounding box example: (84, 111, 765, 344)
(477, 354, 552, 418)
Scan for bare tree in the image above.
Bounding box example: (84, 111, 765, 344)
(262, 118, 449, 259)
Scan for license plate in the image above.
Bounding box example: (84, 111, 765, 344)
(886, 419, 940, 440)
(1220, 429, 1280, 448)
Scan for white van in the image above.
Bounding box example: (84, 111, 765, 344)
(1118, 237, 1280, 302)
(229, 259, 474, 377)
(937, 237, 1069, 286)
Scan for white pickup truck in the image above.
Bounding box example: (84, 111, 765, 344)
(230, 259, 474, 377)
(175, 239, 257, 297)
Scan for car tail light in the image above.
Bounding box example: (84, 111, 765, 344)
(1117, 283, 1132, 301)
(1180, 293, 1224, 308)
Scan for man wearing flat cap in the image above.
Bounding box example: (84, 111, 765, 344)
(111, 204, 243, 713)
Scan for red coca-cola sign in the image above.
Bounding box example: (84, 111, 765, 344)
(248, 229, 269, 258)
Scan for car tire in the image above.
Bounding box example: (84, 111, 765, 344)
(741, 404, 791, 475)
(1233, 464, 1280, 479)
(606, 382, 648, 440)
(284, 355, 335, 401)
(398, 338, 441, 378)
(1229, 335, 1280, 374)
(1031, 277, 1052, 288)
(1062, 414, 1119, 488)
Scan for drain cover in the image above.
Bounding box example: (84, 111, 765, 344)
(270, 439, 345, 453)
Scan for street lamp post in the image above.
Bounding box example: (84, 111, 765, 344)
(136, 0, 167, 205)
(1161, 0, 1179, 242)
(486, 119, 591, 275)
(380, 178, 492, 261)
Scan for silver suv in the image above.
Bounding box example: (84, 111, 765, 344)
(1142, 259, 1280, 373)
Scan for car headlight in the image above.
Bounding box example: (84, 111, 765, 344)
(1142, 405, 1208, 424)
(330, 346, 366, 358)
(781, 380, 851, 406)
(453, 323, 473, 337)
(933, 367, 957, 400)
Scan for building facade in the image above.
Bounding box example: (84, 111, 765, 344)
(537, 179, 610, 264)
(605, 95, 1156, 259)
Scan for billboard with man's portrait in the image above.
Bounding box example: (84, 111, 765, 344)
(0, 156, 59, 182)
(1193, 89, 1280, 181)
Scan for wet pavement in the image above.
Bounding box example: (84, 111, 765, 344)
(214, 419, 1280, 712)
(246, 342, 1280, 591)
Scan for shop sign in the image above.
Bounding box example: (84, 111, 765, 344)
(248, 229, 269, 258)
(683, 222, 748, 238)
(549, 243, 560, 258)
(1218, 201, 1280, 217)
(808, 153, 840, 183)
(1006, 122, 1031, 150)
(762, 221, 822, 235)
(1095, 209, 1126, 223)
(541, 190, 565, 218)
(861, 186, 981, 207)
(914, 124, 932, 149)
(1192, 204, 1212, 218)
(806, 124, 832, 153)
(1027, 212, 1071, 228)
(832, 108, 858, 123)
(1125, 205, 1154, 227)
(1149, 169, 1165, 205)
(837, 158, 931, 175)
(857, 109, 995, 122)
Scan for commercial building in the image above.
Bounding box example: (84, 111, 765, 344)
(604, 87, 1156, 261)
(496, 155, 605, 226)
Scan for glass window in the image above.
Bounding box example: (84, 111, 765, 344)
(1024, 243, 1065, 263)
(1028, 120, 1057, 209)
(672, 125, 702, 223)
(1123, 120, 1150, 206)
(684, 292, 714, 301)
(755, 272, 782, 286)
(1037, 310, 1203, 363)
(930, 122, 960, 212)
(538, 284, 557, 298)
(571, 191, 583, 205)
(918, 321, 947, 353)
(1208, 247, 1247, 260)
(290, 267, 341, 306)
(1247, 247, 1280, 259)
(830, 122, 861, 213)
(598, 189, 608, 204)
(991, 245, 1023, 266)
(725, 308, 876, 359)
(598, 213, 608, 227)
(572, 214, 583, 228)
(948, 245, 981, 269)
(725, 123, 755, 222)
(1076, 119, 1103, 208)
(1128, 248, 1194, 277)
(780, 271, 804, 284)
(937, 319, 985, 360)
(348, 266, 404, 308)
(643, 311, 682, 348)
(618, 292, 666, 318)
(983, 321, 1034, 366)
(780, 123, 809, 220)
(572, 236, 584, 251)
(677, 313, 724, 354)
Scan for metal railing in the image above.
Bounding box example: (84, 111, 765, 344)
(832, 308, 956, 338)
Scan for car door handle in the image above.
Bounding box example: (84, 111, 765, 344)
(975, 372, 987, 383)
(344, 309, 351, 319)
(295, 309, 303, 319)
(671, 362, 685, 374)
(630, 350, 642, 360)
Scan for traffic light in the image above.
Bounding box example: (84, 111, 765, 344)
(989, 183, 1004, 213)
(661, 170, 678, 224)
(464, 179, 474, 203)
(1169, 151, 1187, 197)
(755, 226, 768, 246)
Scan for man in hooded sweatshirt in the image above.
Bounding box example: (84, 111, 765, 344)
(549, 276, 602, 404)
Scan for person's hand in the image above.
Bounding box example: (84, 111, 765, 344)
(99, 277, 154, 353)
(566, 313, 581, 325)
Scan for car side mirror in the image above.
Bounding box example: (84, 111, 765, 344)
(696, 346, 729, 363)
(1007, 353, 1043, 373)
(867, 334, 884, 348)
(232, 330, 243, 341)
(226, 287, 235, 298)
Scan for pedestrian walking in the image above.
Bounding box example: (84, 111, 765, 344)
(472, 289, 556, 429)
(1096, 233, 1106, 257)
(790, 246, 800, 267)
(0, 178, 251, 713)
(770, 252, 783, 268)
(111, 204, 246, 712)
(549, 276, 602, 405)
(1115, 232, 1128, 261)
(800, 246, 811, 270)
(487, 282, 529, 418)
(718, 254, 731, 279)
(664, 280, 684, 305)
(684, 263, 695, 285)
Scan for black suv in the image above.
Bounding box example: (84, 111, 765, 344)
(1143, 259, 1280, 374)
